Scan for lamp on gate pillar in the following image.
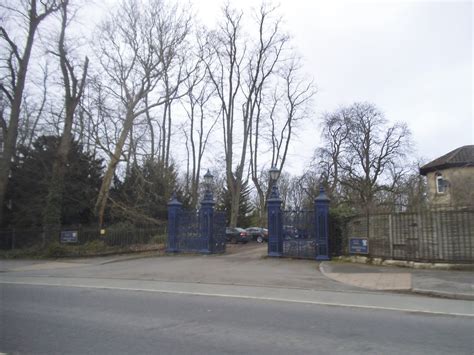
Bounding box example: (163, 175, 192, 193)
(269, 166, 281, 199)
(203, 169, 214, 202)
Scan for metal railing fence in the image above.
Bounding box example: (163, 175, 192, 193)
(0, 224, 167, 250)
(330, 205, 473, 263)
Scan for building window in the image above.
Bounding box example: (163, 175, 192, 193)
(436, 173, 447, 193)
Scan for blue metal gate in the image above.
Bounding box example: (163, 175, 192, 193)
(282, 210, 317, 259)
(173, 211, 227, 254)
(268, 187, 330, 260)
(177, 211, 207, 252)
(167, 193, 226, 254)
(212, 212, 226, 253)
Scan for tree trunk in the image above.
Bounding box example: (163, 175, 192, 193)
(42, 142, 70, 242)
(229, 179, 241, 227)
(0, 0, 60, 225)
(42, 111, 73, 230)
(0, 20, 39, 226)
(252, 175, 266, 226)
(43, 1, 88, 236)
(95, 109, 135, 226)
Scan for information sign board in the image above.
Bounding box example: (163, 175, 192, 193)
(349, 237, 369, 254)
(60, 230, 78, 243)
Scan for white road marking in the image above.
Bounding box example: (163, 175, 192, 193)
(1, 280, 472, 318)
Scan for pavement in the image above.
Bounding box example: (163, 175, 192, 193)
(320, 261, 474, 300)
(0, 243, 473, 303)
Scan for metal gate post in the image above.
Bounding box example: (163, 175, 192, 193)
(315, 187, 330, 260)
(200, 196, 215, 254)
(268, 194, 283, 257)
(167, 193, 182, 253)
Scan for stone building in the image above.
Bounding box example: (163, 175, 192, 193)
(419, 145, 474, 206)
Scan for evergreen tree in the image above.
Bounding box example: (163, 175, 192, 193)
(217, 179, 254, 227)
(110, 159, 186, 223)
(6, 136, 103, 227)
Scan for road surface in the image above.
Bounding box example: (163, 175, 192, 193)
(1, 283, 473, 354)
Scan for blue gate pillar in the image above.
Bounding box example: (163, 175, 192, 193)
(268, 194, 283, 257)
(315, 187, 330, 260)
(200, 195, 215, 254)
(167, 193, 182, 253)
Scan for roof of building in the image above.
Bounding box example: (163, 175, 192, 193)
(420, 145, 474, 175)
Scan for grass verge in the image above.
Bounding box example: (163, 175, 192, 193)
(0, 239, 166, 259)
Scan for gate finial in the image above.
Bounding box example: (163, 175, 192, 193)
(168, 191, 182, 206)
(316, 186, 330, 202)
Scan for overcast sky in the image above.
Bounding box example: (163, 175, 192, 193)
(192, 0, 472, 172)
(90, 0, 472, 174)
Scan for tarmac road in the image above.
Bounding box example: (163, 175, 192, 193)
(1, 243, 473, 353)
(1, 283, 473, 355)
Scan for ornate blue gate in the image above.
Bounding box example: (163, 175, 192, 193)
(282, 210, 316, 259)
(166, 194, 226, 254)
(177, 211, 206, 252)
(268, 187, 330, 260)
(212, 212, 227, 253)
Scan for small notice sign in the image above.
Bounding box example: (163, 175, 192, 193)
(60, 230, 78, 243)
(349, 237, 369, 254)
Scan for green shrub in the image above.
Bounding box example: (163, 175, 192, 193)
(106, 221, 136, 234)
(45, 242, 69, 257)
(79, 240, 107, 253)
(0, 246, 42, 259)
(42, 240, 108, 258)
(150, 234, 166, 244)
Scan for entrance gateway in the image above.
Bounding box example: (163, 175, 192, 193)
(166, 192, 226, 254)
(268, 187, 330, 260)
(166, 170, 330, 260)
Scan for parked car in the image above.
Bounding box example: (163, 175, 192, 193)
(225, 227, 249, 244)
(245, 227, 268, 243)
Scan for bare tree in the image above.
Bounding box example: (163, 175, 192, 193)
(154, 2, 191, 167)
(315, 107, 351, 200)
(15, 64, 49, 150)
(244, 4, 291, 226)
(93, 0, 190, 226)
(181, 54, 219, 208)
(205, 4, 304, 227)
(75, 79, 100, 157)
(320, 102, 411, 211)
(0, 0, 60, 225)
(250, 58, 314, 224)
(204, 4, 244, 227)
(42, 0, 89, 232)
(377, 161, 426, 211)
